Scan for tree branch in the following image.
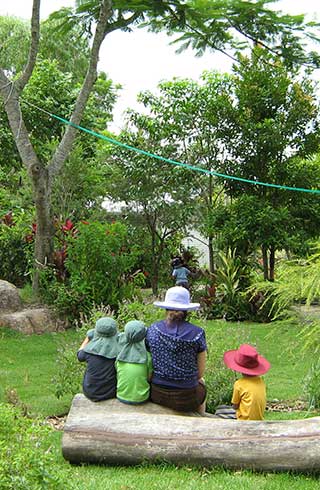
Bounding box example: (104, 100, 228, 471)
(16, 0, 41, 92)
(0, 69, 40, 171)
(49, 0, 113, 180)
(104, 11, 141, 36)
(166, 5, 238, 63)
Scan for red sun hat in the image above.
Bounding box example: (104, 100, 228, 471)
(223, 344, 270, 376)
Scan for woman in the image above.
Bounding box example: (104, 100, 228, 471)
(146, 286, 207, 414)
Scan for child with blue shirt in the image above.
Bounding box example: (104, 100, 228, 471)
(77, 317, 119, 402)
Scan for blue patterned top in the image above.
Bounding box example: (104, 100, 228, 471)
(146, 320, 207, 388)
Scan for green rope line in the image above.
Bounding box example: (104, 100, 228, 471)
(24, 100, 320, 195)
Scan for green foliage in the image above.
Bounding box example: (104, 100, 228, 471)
(0, 403, 72, 490)
(223, 49, 319, 199)
(54, 330, 85, 400)
(18, 282, 38, 304)
(0, 16, 29, 75)
(50, 0, 320, 70)
(40, 14, 91, 83)
(40, 221, 141, 319)
(304, 359, 320, 410)
(116, 299, 162, 329)
(66, 221, 139, 307)
(51, 142, 110, 220)
(201, 250, 252, 321)
(250, 247, 320, 321)
(104, 120, 195, 292)
(0, 210, 33, 286)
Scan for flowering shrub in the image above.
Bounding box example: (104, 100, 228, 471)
(40, 221, 142, 319)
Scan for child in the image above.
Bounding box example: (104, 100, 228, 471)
(77, 317, 119, 402)
(116, 320, 152, 405)
(171, 257, 192, 289)
(221, 344, 271, 420)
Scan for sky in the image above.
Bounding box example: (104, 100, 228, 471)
(1, 0, 320, 132)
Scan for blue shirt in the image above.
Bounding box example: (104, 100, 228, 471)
(172, 266, 190, 284)
(146, 320, 207, 388)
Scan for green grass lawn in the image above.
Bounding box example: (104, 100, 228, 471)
(0, 320, 312, 415)
(1, 320, 319, 489)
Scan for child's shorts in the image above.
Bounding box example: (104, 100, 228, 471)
(214, 404, 237, 419)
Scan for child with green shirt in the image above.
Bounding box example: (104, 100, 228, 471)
(116, 320, 152, 405)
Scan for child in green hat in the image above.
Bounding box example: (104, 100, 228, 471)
(77, 317, 119, 402)
(116, 320, 152, 404)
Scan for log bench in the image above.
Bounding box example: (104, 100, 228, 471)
(62, 394, 320, 472)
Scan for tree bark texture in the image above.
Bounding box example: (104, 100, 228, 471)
(62, 394, 320, 472)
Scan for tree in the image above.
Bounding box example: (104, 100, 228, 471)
(0, 55, 117, 217)
(117, 73, 233, 273)
(104, 126, 194, 294)
(214, 48, 320, 280)
(1, 0, 318, 291)
(0, 0, 114, 290)
(62, 1, 320, 68)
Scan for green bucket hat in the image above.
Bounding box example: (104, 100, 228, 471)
(83, 317, 119, 359)
(117, 320, 147, 364)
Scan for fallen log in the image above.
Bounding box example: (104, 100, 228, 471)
(62, 394, 320, 472)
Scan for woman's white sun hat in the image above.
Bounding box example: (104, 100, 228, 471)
(153, 286, 200, 311)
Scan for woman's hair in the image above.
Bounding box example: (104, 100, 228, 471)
(166, 310, 187, 324)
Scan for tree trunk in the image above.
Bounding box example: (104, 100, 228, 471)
(269, 245, 275, 282)
(62, 394, 320, 472)
(261, 245, 269, 281)
(30, 164, 55, 290)
(208, 235, 215, 273)
(150, 230, 158, 295)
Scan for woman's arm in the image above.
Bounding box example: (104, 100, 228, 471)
(197, 350, 207, 379)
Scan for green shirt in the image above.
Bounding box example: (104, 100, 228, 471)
(116, 352, 152, 404)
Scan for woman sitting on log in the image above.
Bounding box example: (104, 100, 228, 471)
(77, 317, 119, 402)
(146, 286, 207, 414)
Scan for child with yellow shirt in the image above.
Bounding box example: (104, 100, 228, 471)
(222, 344, 271, 421)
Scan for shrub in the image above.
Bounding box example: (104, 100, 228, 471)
(0, 210, 33, 286)
(0, 403, 72, 490)
(40, 221, 142, 320)
(116, 298, 161, 329)
(304, 359, 320, 410)
(201, 250, 252, 321)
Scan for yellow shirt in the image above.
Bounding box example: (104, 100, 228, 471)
(232, 376, 266, 420)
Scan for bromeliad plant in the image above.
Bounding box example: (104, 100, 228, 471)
(212, 249, 250, 320)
